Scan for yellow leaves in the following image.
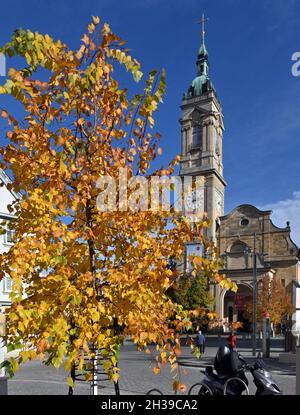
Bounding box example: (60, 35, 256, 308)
(90, 308, 100, 322)
(92, 16, 100, 25)
(153, 366, 160, 375)
(207, 312, 218, 320)
(148, 116, 154, 126)
(111, 373, 119, 383)
(103, 360, 112, 371)
(77, 117, 85, 126)
(88, 23, 95, 34)
(59, 159, 68, 174)
(73, 339, 83, 349)
(140, 332, 148, 341)
(82, 34, 90, 45)
(102, 22, 111, 35)
(108, 48, 142, 82)
(20, 350, 30, 362)
(67, 376, 74, 389)
(219, 277, 238, 293)
(86, 287, 94, 296)
(9, 357, 19, 373)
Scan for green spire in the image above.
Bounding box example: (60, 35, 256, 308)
(186, 14, 211, 98)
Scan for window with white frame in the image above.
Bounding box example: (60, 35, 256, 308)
(4, 229, 15, 245)
(3, 275, 12, 292)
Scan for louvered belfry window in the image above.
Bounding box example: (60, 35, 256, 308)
(192, 124, 202, 149)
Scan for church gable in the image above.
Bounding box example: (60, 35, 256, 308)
(219, 204, 299, 263)
(181, 105, 210, 122)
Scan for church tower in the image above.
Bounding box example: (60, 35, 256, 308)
(179, 16, 226, 241)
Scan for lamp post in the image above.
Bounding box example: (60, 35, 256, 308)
(252, 232, 257, 357)
(244, 234, 258, 356)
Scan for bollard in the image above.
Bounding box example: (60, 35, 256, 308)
(0, 376, 8, 395)
(262, 313, 270, 358)
(0, 339, 5, 377)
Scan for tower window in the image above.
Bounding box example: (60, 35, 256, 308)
(215, 132, 220, 155)
(192, 125, 202, 149)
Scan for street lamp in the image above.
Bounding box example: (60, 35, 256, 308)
(243, 234, 258, 356)
(252, 232, 258, 357)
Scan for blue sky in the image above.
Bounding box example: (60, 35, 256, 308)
(1, 0, 300, 244)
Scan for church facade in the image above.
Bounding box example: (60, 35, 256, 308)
(179, 24, 300, 325)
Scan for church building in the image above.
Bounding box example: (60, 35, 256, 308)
(179, 19, 300, 326)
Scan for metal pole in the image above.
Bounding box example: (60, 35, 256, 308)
(252, 232, 257, 357)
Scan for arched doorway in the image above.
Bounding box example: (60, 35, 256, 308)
(223, 284, 252, 332)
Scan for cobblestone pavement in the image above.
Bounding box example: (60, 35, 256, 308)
(7, 336, 296, 395)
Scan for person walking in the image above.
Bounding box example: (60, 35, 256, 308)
(227, 331, 237, 351)
(197, 330, 206, 354)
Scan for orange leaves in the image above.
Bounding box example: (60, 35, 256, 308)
(77, 118, 85, 126)
(88, 23, 95, 34)
(82, 34, 90, 45)
(102, 22, 111, 35)
(1, 110, 8, 118)
(172, 380, 186, 394)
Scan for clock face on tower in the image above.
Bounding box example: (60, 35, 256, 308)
(186, 188, 204, 212)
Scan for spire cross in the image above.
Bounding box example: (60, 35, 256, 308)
(198, 14, 209, 44)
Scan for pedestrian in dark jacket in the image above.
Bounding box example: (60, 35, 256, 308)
(197, 330, 206, 354)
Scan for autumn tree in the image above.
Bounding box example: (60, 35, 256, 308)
(167, 272, 213, 311)
(246, 276, 294, 331)
(0, 17, 237, 392)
